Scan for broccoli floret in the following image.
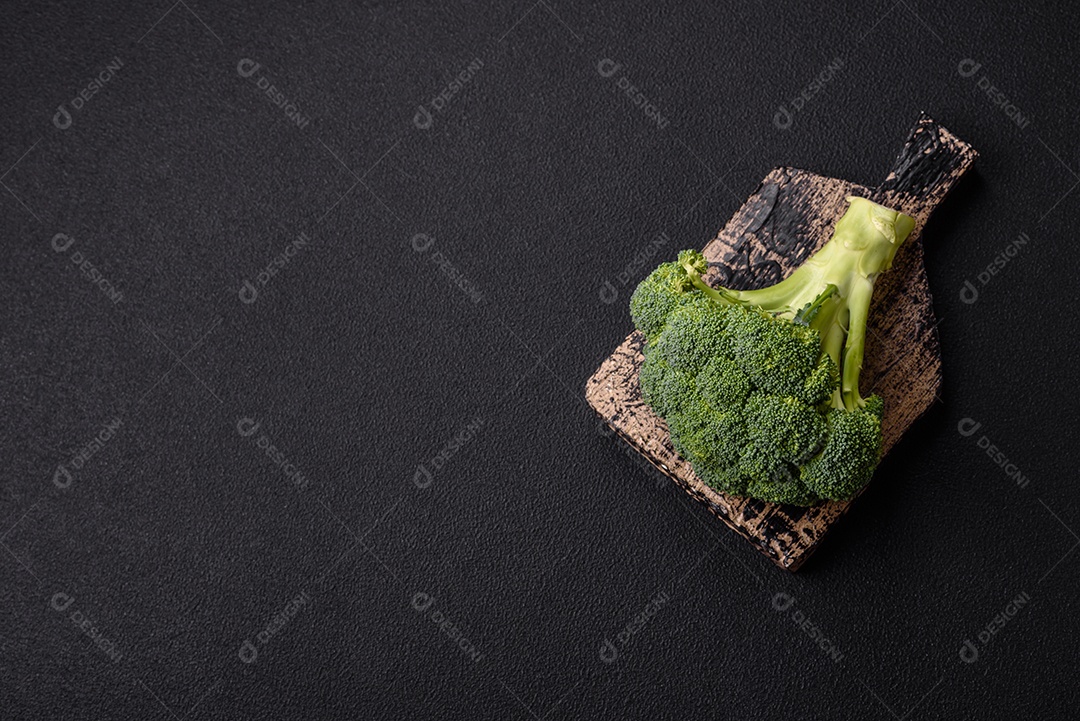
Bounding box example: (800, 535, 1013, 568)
(744, 393, 827, 464)
(639, 354, 696, 417)
(737, 445, 817, 505)
(730, 308, 821, 397)
(629, 262, 701, 340)
(799, 353, 840, 406)
(747, 473, 820, 507)
(652, 296, 734, 374)
(863, 394, 885, 420)
(801, 404, 883, 500)
(666, 399, 748, 496)
(696, 355, 751, 409)
(737, 443, 787, 485)
(629, 196, 915, 506)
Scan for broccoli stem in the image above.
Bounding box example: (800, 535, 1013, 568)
(821, 315, 847, 408)
(841, 277, 875, 411)
(797, 284, 838, 324)
(688, 197, 914, 411)
(681, 261, 744, 305)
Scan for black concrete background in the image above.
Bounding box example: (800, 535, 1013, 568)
(3, 1, 1079, 719)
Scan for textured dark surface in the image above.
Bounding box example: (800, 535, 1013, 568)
(2, 1, 1079, 719)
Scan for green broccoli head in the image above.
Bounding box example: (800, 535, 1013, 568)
(696, 355, 751, 410)
(627, 197, 914, 506)
(652, 296, 734, 374)
(666, 398, 748, 496)
(638, 353, 697, 418)
(629, 260, 701, 340)
(677, 249, 709, 277)
(729, 309, 822, 397)
(737, 445, 818, 506)
(746, 474, 820, 507)
(744, 393, 827, 464)
(801, 403, 883, 500)
(800, 353, 840, 406)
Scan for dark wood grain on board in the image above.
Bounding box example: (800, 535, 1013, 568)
(586, 113, 977, 570)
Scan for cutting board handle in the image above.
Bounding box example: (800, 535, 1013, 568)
(872, 113, 978, 221)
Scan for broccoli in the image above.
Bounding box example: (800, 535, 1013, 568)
(629, 196, 915, 505)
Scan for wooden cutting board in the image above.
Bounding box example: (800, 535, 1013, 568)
(586, 113, 977, 571)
